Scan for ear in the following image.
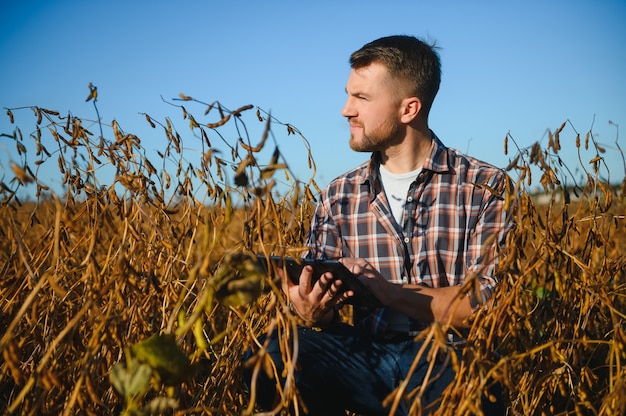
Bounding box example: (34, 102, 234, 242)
(399, 96, 422, 124)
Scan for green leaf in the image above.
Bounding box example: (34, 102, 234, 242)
(109, 358, 151, 397)
(109, 361, 129, 396)
(213, 253, 265, 307)
(126, 363, 152, 397)
(144, 397, 179, 413)
(131, 334, 191, 386)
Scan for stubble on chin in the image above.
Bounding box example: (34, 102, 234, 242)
(349, 116, 399, 153)
(349, 128, 389, 153)
(348, 125, 373, 152)
(349, 134, 372, 153)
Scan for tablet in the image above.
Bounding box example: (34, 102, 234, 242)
(254, 255, 382, 308)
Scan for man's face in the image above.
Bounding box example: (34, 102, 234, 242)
(342, 62, 403, 152)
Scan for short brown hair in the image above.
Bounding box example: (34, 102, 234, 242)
(350, 35, 441, 115)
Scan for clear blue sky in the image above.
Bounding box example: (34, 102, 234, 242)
(2, 0, 625, 195)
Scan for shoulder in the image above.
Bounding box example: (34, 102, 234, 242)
(431, 135, 509, 193)
(451, 147, 503, 174)
(465, 155, 509, 200)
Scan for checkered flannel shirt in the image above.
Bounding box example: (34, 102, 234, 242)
(306, 133, 514, 338)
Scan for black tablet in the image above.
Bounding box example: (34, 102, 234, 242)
(254, 255, 382, 308)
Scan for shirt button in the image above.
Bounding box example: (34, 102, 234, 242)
(403, 237, 410, 244)
(407, 196, 413, 202)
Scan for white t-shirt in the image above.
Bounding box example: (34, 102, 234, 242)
(379, 164, 422, 226)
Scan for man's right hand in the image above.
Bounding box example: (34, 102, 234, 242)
(279, 266, 352, 326)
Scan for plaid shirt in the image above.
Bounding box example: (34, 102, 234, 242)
(306, 134, 514, 337)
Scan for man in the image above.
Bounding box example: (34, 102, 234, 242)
(246, 35, 513, 415)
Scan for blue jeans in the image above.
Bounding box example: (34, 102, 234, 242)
(242, 323, 472, 415)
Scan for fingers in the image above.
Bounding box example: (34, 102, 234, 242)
(338, 257, 368, 275)
(292, 267, 337, 309)
(290, 265, 356, 322)
(317, 272, 353, 307)
(316, 271, 334, 290)
(278, 268, 294, 295)
(339, 257, 381, 280)
(298, 265, 314, 293)
(317, 272, 339, 295)
(283, 266, 314, 308)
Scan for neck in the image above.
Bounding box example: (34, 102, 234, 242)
(379, 127, 432, 174)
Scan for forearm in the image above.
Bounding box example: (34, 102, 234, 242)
(382, 283, 473, 328)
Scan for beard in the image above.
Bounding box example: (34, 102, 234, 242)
(348, 117, 400, 153)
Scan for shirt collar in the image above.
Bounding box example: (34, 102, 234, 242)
(360, 131, 450, 193)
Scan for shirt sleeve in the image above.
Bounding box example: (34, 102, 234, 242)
(305, 192, 344, 260)
(465, 171, 515, 309)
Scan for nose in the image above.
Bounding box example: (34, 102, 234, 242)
(341, 96, 355, 118)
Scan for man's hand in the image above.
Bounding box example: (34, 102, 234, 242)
(339, 257, 392, 297)
(280, 265, 353, 327)
(339, 257, 473, 328)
